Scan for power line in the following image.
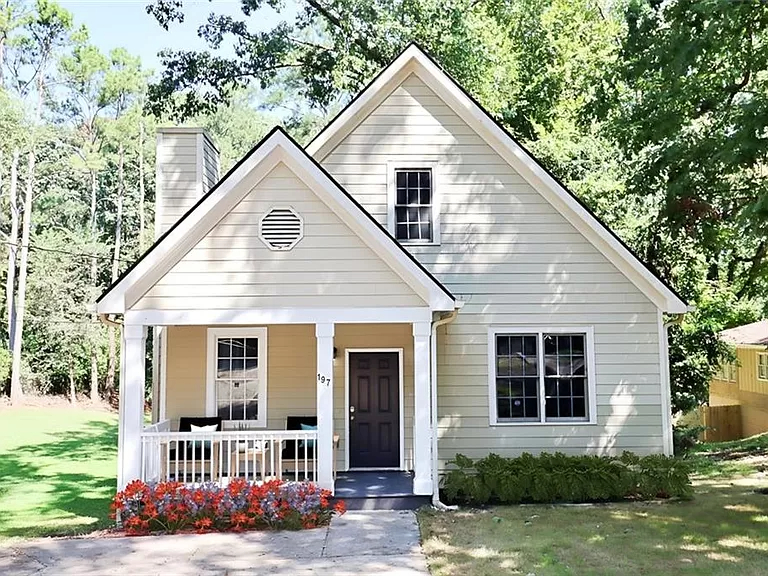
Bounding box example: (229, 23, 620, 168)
(2, 240, 131, 263)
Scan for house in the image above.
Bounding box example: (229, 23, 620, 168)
(707, 320, 768, 440)
(96, 44, 687, 506)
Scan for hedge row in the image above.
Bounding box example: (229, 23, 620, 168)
(441, 452, 693, 505)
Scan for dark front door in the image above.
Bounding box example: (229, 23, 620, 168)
(349, 352, 400, 468)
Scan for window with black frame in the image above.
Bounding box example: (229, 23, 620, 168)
(493, 331, 589, 423)
(394, 169, 433, 242)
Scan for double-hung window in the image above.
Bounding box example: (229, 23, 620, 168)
(489, 327, 596, 424)
(206, 327, 267, 427)
(388, 162, 440, 244)
(759, 353, 768, 381)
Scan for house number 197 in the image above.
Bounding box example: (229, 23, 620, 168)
(317, 373, 331, 386)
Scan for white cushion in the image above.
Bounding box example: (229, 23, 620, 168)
(190, 423, 218, 432)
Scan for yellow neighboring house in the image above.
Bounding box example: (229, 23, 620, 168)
(710, 320, 768, 438)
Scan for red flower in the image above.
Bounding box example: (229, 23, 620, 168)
(193, 517, 214, 533)
(334, 500, 347, 515)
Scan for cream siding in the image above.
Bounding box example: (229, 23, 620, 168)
(202, 135, 220, 193)
(156, 130, 199, 235)
(322, 73, 665, 463)
(164, 324, 316, 431)
(162, 323, 414, 471)
(156, 128, 221, 235)
(136, 162, 426, 310)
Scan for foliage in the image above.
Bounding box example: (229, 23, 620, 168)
(441, 452, 693, 506)
(111, 478, 346, 535)
(672, 423, 706, 455)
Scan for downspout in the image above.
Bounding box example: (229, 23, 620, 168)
(661, 311, 687, 455)
(430, 305, 460, 509)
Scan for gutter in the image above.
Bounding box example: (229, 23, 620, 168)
(430, 304, 461, 509)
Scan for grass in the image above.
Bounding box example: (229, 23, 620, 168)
(420, 436, 768, 576)
(0, 406, 118, 540)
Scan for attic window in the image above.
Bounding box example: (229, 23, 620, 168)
(259, 206, 304, 251)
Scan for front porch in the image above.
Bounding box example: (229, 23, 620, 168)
(118, 309, 436, 498)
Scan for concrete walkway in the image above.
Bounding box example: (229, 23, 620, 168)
(0, 511, 429, 575)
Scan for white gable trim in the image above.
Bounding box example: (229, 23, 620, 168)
(307, 45, 687, 314)
(97, 129, 454, 314)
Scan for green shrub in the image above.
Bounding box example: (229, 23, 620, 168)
(441, 451, 692, 505)
(673, 424, 705, 455)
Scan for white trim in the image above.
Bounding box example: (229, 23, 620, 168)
(344, 348, 406, 472)
(487, 325, 598, 426)
(98, 129, 454, 314)
(306, 45, 686, 314)
(117, 324, 147, 490)
(159, 326, 167, 422)
(205, 327, 268, 428)
(658, 310, 673, 455)
(258, 205, 304, 251)
(758, 352, 768, 381)
(387, 160, 441, 245)
(316, 322, 335, 491)
(125, 307, 432, 326)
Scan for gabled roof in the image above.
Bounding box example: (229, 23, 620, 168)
(306, 43, 688, 314)
(720, 320, 768, 347)
(97, 126, 455, 313)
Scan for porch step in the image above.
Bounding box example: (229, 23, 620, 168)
(334, 471, 430, 511)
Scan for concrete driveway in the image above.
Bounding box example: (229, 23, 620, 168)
(1, 511, 429, 575)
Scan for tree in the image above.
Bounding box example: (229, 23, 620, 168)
(596, 0, 768, 410)
(57, 32, 110, 401)
(6, 0, 73, 403)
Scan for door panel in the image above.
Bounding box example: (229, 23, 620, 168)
(349, 352, 400, 468)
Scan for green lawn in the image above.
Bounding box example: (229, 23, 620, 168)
(0, 406, 118, 540)
(420, 437, 768, 576)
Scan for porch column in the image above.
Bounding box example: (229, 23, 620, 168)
(316, 322, 335, 492)
(117, 324, 147, 490)
(413, 321, 433, 495)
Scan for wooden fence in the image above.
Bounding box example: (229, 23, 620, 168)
(701, 404, 742, 442)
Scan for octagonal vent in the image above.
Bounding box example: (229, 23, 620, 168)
(259, 206, 304, 251)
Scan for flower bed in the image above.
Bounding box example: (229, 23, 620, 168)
(111, 478, 346, 535)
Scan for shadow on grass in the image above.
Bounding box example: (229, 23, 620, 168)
(419, 481, 768, 576)
(0, 420, 117, 538)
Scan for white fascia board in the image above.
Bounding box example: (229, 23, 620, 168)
(125, 307, 433, 326)
(307, 45, 687, 314)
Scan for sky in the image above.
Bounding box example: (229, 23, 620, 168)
(59, 0, 291, 75)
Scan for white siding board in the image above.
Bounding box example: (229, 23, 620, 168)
(322, 73, 666, 461)
(135, 162, 426, 310)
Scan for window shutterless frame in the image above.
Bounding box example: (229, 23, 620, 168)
(487, 326, 597, 426)
(387, 160, 441, 245)
(206, 327, 268, 427)
(758, 353, 768, 381)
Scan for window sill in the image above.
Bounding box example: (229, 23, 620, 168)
(398, 240, 441, 247)
(490, 419, 597, 427)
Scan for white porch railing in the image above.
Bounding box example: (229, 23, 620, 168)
(140, 427, 319, 485)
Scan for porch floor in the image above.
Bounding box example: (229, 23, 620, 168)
(334, 471, 429, 510)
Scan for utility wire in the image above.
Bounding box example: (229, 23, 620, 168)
(1, 240, 131, 263)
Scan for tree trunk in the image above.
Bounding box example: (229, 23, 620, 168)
(5, 148, 19, 346)
(105, 144, 125, 400)
(138, 120, 145, 251)
(89, 169, 99, 403)
(69, 356, 76, 404)
(9, 149, 34, 404)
